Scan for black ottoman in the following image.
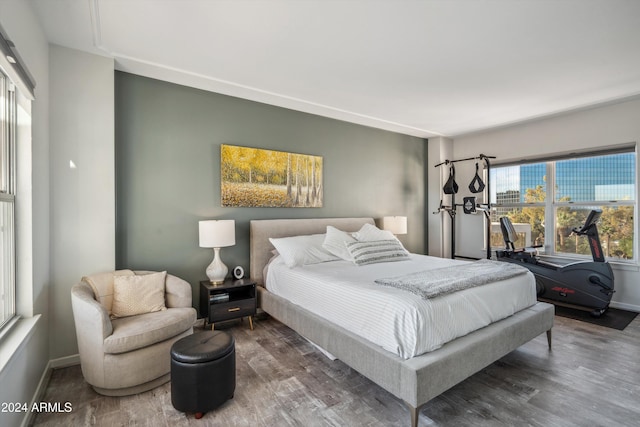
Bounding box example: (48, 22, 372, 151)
(170, 330, 235, 418)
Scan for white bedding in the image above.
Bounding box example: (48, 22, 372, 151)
(265, 254, 537, 359)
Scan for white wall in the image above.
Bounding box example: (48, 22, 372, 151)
(49, 45, 115, 359)
(0, 1, 50, 426)
(0, 8, 115, 426)
(427, 137, 453, 258)
(431, 97, 640, 311)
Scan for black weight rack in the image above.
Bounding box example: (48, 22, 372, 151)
(434, 154, 495, 259)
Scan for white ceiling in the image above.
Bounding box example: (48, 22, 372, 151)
(30, 0, 640, 138)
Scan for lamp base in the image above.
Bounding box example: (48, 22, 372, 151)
(206, 247, 228, 285)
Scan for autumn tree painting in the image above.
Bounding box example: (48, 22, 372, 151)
(221, 144, 323, 207)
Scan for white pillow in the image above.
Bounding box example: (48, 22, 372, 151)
(269, 234, 339, 268)
(322, 226, 357, 261)
(346, 240, 410, 266)
(111, 271, 167, 318)
(353, 223, 397, 242)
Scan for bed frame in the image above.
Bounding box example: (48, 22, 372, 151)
(250, 217, 554, 427)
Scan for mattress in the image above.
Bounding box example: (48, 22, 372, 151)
(265, 254, 537, 359)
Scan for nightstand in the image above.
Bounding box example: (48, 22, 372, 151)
(199, 278, 257, 330)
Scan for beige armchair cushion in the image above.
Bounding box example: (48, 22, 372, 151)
(104, 307, 196, 354)
(111, 271, 167, 318)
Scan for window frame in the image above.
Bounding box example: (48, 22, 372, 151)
(0, 69, 16, 332)
(490, 146, 637, 264)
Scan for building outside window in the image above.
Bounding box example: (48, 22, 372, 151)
(490, 149, 636, 261)
(0, 69, 16, 329)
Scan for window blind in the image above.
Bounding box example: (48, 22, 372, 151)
(496, 144, 635, 168)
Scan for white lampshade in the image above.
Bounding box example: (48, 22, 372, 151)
(381, 216, 407, 235)
(199, 220, 236, 248)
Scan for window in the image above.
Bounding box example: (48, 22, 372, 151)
(0, 69, 16, 329)
(490, 149, 636, 261)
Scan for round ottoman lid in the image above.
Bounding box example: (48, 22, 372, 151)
(171, 330, 235, 363)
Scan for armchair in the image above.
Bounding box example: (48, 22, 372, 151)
(71, 270, 197, 396)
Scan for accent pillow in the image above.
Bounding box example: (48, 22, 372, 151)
(82, 269, 135, 314)
(269, 234, 339, 268)
(322, 226, 357, 261)
(346, 239, 410, 266)
(111, 271, 167, 318)
(352, 223, 397, 242)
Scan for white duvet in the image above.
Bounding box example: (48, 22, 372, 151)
(265, 254, 537, 359)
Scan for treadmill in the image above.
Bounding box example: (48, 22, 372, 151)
(496, 209, 614, 317)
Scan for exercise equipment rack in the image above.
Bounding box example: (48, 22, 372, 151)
(434, 154, 495, 259)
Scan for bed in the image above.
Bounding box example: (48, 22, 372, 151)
(250, 217, 554, 427)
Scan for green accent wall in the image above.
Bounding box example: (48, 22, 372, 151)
(115, 72, 427, 306)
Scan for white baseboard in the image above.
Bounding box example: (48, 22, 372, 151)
(21, 361, 51, 427)
(21, 354, 80, 427)
(610, 301, 640, 313)
(50, 353, 80, 369)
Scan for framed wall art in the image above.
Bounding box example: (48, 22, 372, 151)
(221, 144, 323, 208)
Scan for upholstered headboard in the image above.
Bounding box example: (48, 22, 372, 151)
(249, 217, 375, 285)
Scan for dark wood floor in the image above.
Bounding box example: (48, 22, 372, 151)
(31, 312, 640, 427)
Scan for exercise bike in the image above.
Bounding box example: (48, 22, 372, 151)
(495, 209, 614, 317)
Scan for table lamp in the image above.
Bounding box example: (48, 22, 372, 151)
(199, 219, 236, 284)
(381, 216, 408, 235)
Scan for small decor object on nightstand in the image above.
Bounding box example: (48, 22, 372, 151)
(200, 278, 257, 330)
(199, 219, 235, 284)
(233, 266, 244, 279)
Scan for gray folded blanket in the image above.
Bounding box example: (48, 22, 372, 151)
(374, 259, 529, 299)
